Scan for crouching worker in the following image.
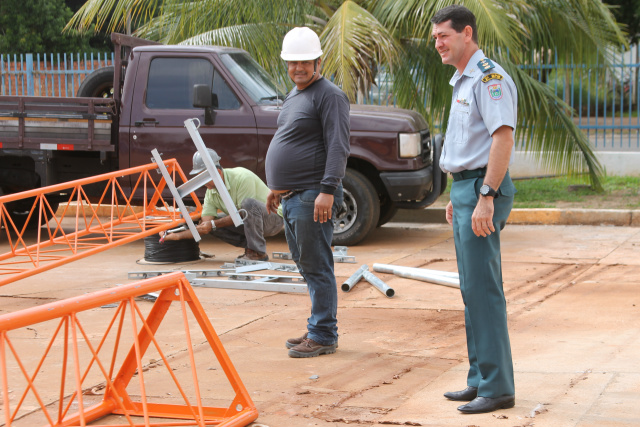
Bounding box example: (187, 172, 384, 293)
(161, 148, 283, 261)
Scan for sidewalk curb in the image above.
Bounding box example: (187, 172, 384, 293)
(392, 208, 640, 227)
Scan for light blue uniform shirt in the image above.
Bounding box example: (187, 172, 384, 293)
(440, 49, 517, 173)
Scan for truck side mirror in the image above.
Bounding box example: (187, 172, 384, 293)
(193, 84, 217, 125)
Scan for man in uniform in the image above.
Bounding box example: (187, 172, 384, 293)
(265, 27, 350, 358)
(162, 149, 283, 261)
(431, 5, 518, 413)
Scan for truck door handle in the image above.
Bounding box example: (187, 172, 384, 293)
(135, 119, 159, 126)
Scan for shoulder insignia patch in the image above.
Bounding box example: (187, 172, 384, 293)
(477, 58, 495, 72)
(481, 73, 503, 83)
(488, 84, 503, 100)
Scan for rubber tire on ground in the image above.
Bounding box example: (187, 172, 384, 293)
(332, 169, 380, 246)
(77, 66, 115, 98)
(377, 199, 398, 227)
(143, 236, 201, 263)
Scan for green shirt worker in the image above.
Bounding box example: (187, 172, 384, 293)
(162, 148, 283, 261)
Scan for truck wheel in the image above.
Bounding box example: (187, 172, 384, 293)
(377, 200, 398, 227)
(333, 169, 380, 246)
(77, 66, 114, 98)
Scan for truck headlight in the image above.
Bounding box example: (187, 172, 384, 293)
(398, 132, 422, 158)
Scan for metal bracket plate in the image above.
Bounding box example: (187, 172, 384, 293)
(150, 148, 201, 242)
(183, 118, 243, 227)
(272, 246, 356, 264)
(128, 269, 306, 293)
(191, 278, 307, 293)
(224, 260, 300, 273)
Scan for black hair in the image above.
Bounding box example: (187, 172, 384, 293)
(430, 5, 478, 44)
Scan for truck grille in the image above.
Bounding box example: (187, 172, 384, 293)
(420, 130, 432, 164)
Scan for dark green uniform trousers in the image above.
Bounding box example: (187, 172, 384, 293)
(450, 172, 516, 398)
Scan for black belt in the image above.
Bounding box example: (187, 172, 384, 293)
(451, 167, 486, 182)
(281, 190, 303, 200)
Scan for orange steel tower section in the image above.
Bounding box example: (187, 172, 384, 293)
(0, 159, 202, 287)
(0, 272, 259, 426)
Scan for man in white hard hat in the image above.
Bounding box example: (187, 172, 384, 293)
(162, 148, 283, 261)
(265, 27, 350, 358)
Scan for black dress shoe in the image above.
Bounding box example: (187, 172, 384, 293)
(457, 396, 515, 414)
(444, 386, 478, 401)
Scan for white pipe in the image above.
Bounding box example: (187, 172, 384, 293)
(373, 263, 458, 279)
(372, 263, 460, 288)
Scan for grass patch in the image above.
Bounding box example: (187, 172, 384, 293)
(437, 175, 640, 209)
(512, 175, 640, 209)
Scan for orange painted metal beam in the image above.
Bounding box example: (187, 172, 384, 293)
(0, 159, 202, 287)
(0, 272, 258, 427)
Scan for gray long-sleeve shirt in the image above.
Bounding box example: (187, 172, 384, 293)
(265, 77, 350, 194)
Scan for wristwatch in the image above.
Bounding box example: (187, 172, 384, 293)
(479, 184, 499, 198)
(210, 219, 217, 230)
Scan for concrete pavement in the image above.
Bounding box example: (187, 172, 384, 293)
(0, 220, 638, 427)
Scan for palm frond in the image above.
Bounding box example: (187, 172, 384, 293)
(499, 58, 604, 189)
(391, 37, 452, 129)
(322, 0, 401, 103)
(371, 0, 528, 62)
(153, 0, 314, 43)
(510, 0, 626, 65)
(64, 0, 161, 34)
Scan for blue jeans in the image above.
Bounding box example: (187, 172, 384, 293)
(282, 187, 343, 346)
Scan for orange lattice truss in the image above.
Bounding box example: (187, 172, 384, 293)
(0, 271, 258, 427)
(0, 160, 201, 287)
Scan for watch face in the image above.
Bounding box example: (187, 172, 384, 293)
(480, 184, 490, 196)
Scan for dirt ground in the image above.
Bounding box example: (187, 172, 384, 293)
(0, 221, 639, 427)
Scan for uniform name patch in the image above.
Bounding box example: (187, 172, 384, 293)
(488, 84, 503, 100)
(481, 73, 503, 83)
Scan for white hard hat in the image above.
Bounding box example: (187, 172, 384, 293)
(281, 27, 323, 61)
(190, 148, 221, 175)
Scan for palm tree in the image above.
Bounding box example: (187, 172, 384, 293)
(67, 0, 627, 189)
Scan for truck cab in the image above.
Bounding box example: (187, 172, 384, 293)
(118, 44, 444, 245)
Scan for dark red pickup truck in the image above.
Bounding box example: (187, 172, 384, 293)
(0, 34, 445, 245)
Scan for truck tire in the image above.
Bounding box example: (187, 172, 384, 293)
(77, 66, 114, 98)
(377, 200, 398, 227)
(333, 169, 380, 246)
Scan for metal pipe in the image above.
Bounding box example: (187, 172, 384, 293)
(362, 270, 395, 298)
(341, 265, 368, 292)
(373, 263, 459, 288)
(373, 263, 459, 279)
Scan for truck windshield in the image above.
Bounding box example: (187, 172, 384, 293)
(220, 52, 285, 105)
